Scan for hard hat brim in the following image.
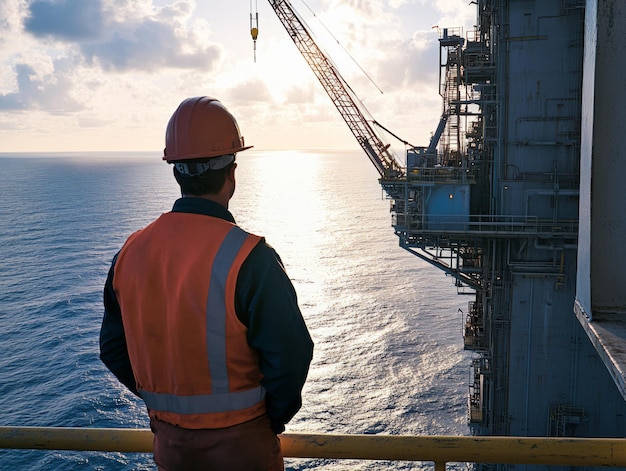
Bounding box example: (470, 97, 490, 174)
(164, 145, 253, 162)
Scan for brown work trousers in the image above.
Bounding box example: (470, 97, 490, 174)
(151, 414, 284, 471)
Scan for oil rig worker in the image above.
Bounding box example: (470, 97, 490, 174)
(99, 96, 314, 471)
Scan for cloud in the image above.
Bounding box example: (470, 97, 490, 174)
(81, 17, 221, 72)
(1, 0, 223, 115)
(0, 0, 24, 45)
(21, 0, 221, 73)
(371, 31, 439, 90)
(325, 0, 389, 20)
(0, 89, 24, 110)
(0, 60, 83, 112)
(285, 85, 316, 104)
(24, 0, 105, 40)
(78, 116, 111, 127)
(227, 80, 272, 104)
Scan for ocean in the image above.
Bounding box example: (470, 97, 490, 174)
(0, 150, 471, 470)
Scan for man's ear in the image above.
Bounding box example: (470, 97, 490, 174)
(227, 163, 237, 180)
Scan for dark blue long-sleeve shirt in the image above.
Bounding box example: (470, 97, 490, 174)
(100, 197, 314, 434)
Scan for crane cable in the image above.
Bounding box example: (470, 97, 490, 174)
(266, 0, 409, 167)
(291, 1, 410, 162)
(297, 0, 384, 95)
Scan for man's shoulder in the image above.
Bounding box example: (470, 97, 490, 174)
(246, 237, 280, 264)
(238, 236, 288, 281)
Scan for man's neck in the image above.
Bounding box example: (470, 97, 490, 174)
(182, 192, 229, 209)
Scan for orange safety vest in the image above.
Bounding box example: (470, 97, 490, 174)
(113, 211, 266, 429)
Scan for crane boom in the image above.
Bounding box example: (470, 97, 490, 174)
(267, 0, 404, 178)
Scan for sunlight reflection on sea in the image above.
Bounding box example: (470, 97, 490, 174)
(0, 150, 470, 470)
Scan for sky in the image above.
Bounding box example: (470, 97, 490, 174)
(0, 0, 476, 153)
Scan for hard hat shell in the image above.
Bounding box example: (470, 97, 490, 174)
(163, 96, 253, 162)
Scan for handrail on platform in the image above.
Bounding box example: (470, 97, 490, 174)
(2, 427, 626, 470)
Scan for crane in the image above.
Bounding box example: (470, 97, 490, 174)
(258, 0, 405, 178)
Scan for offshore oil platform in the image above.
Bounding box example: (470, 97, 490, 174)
(384, 0, 626, 447)
(266, 0, 626, 465)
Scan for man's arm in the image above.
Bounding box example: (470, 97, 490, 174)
(100, 256, 140, 397)
(236, 242, 314, 434)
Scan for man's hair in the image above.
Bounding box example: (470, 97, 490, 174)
(173, 161, 234, 196)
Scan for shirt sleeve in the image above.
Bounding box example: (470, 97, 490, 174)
(99, 255, 140, 397)
(235, 241, 314, 434)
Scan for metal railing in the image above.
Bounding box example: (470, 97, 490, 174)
(2, 427, 626, 470)
(392, 214, 579, 238)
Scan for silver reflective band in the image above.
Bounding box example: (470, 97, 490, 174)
(206, 226, 249, 393)
(174, 154, 235, 175)
(140, 386, 266, 414)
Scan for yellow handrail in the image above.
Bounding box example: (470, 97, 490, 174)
(2, 427, 626, 469)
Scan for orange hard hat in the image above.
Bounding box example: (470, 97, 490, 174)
(163, 96, 252, 162)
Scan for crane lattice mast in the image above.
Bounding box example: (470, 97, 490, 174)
(268, 0, 404, 178)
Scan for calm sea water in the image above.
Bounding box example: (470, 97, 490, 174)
(0, 150, 471, 470)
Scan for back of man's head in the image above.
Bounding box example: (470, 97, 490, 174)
(162, 96, 252, 196)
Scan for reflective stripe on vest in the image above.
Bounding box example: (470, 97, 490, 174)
(140, 386, 265, 414)
(138, 225, 265, 415)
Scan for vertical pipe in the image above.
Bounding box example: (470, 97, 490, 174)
(525, 277, 534, 435)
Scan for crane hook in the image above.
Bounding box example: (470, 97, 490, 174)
(250, 0, 259, 62)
